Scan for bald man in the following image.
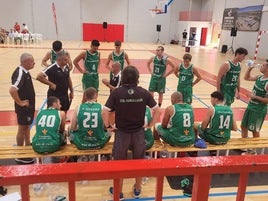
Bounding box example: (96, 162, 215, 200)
(154, 91, 195, 147)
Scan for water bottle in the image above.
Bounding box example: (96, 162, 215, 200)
(245, 59, 254, 68)
(245, 60, 261, 68)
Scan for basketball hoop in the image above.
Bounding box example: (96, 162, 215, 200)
(149, 8, 162, 18)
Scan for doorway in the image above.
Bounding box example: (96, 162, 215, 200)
(189, 27, 197, 46)
(200, 27, 208, 46)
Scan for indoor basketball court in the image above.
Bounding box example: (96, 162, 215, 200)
(0, 40, 268, 201)
(0, 0, 268, 200)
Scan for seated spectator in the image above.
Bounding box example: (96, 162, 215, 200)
(21, 23, 29, 34)
(0, 28, 8, 44)
(32, 96, 66, 154)
(69, 87, 111, 150)
(8, 29, 15, 44)
(194, 91, 237, 145)
(13, 31, 22, 45)
(14, 22, 20, 32)
(154, 91, 195, 147)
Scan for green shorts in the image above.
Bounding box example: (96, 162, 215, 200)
(32, 133, 65, 154)
(149, 76, 166, 93)
(70, 131, 110, 150)
(241, 108, 266, 132)
(221, 86, 235, 106)
(144, 129, 154, 150)
(82, 73, 99, 91)
(197, 124, 229, 145)
(156, 124, 194, 147)
(177, 86, 193, 104)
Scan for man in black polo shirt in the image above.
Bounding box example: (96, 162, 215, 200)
(103, 66, 160, 200)
(9, 53, 36, 164)
(37, 51, 74, 113)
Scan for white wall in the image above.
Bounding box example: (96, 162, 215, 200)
(0, 0, 267, 58)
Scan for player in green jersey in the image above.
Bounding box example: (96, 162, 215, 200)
(42, 40, 73, 70)
(195, 91, 237, 145)
(154, 91, 195, 147)
(73, 40, 100, 91)
(69, 87, 110, 150)
(174, 53, 201, 104)
(217, 47, 248, 106)
(32, 96, 66, 154)
(241, 61, 268, 139)
(105, 40, 130, 72)
(147, 46, 175, 107)
(144, 107, 154, 150)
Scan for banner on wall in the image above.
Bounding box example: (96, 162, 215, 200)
(236, 5, 263, 31)
(222, 8, 238, 30)
(222, 5, 263, 32)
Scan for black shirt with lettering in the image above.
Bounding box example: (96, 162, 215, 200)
(105, 85, 157, 132)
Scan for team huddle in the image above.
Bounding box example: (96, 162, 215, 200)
(9, 40, 268, 198)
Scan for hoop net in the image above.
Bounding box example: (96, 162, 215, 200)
(149, 0, 167, 18)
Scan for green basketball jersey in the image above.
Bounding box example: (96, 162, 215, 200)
(169, 104, 195, 142)
(152, 56, 167, 77)
(248, 75, 268, 111)
(206, 104, 233, 142)
(144, 107, 154, 150)
(177, 64, 194, 86)
(32, 108, 62, 154)
(72, 102, 108, 149)
(221, 61, 241, 90)
(112, 51, 125, 70)
(84, 50, 99, 73)
(51, 50, 57, 64)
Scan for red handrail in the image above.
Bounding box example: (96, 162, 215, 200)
(0, 155, 268, 201)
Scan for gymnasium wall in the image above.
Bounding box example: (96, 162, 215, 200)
(0, 0, 212, 44)
(0, 0, 267, 58)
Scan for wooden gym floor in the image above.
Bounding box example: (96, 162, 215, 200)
(0, 41, 267, 200)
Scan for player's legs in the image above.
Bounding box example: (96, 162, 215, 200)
(158, 93, 163, 107)
(131, 130, 145, 194)
(241, 125, 249, 138)
(17, 125, 31, 146)
(16, 108, 34, 146)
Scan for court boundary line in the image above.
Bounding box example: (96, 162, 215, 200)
(110, 189, 268, 201)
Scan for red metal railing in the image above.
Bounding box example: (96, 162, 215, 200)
(0, 155, 268, 201)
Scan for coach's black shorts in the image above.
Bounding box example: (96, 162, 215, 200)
(16, 106, 35, 125)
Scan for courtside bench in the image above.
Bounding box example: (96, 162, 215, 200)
(0, 137, 267, 161)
